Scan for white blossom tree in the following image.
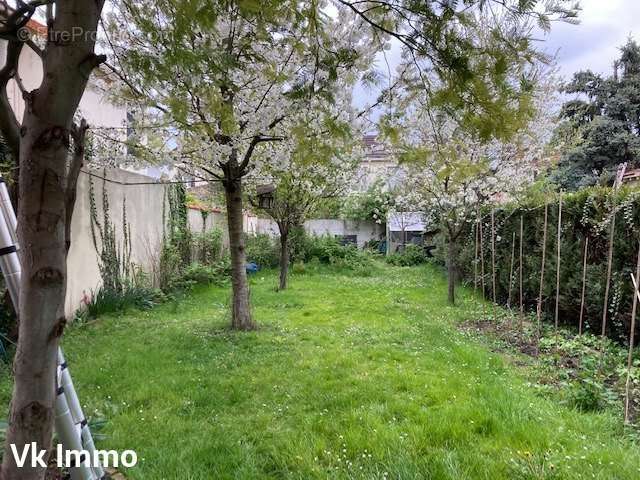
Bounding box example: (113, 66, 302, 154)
(248, 92, 363, 289)
(389, 69, 558, 304)
(106, 0, 376, 329)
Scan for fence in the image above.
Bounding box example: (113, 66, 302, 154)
(452, 186, 640, 342)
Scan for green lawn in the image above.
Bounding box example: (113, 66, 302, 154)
(3, 264, 640, 479)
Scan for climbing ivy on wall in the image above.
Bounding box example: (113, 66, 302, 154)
(166, 183, 191, 265)
(88, 174, 133, 293)
(157, 183, 193, 291)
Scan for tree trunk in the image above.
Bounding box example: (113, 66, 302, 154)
(223, 173, 255, 331)
(278, 226, 290, 291)
(447, 235, 457, 305)
(0, 3, 105, 478)
(2, 126, 70, 480)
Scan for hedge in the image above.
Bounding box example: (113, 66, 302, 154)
(450, 186, 640, 342)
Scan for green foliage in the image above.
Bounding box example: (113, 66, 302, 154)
(193, 227, 223, 266)
(340, 180, 390, 223)
(157, 184, 195, 293)
(157, 242, 189, 292)
(181, 261, 231, 286)
(166, 183, 192, 267)
(245, 233, 280, 268)
(89, 175, 133, 294)
(20, 263, 640, 479)
(453, 185, 640, 340)
(367, 1, 577, 143)
(0, 134, 14, 182)
(535, 333, 621, 412)
(83, 282, 163, 319)
(309, 197, 342, 219)
(288, 226, 310, 264)
(551, 40, 640, 190)
(245, 231, 377, 274)
(0, 303, 14, 344)
(303, 235, 376, 274)
(386, 245, 429, 266)
(291, 260, 306, 274)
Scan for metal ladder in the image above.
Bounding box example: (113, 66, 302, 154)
(0, 177, 106, 480)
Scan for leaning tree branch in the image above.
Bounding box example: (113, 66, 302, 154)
(0, 39, 24, 159)
(24, 37, 43, 58)
(238, 114, 287, 173)
(0, 0, 52, 38)
(65, 118, 89, 252)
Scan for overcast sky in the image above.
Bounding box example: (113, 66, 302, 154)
(541, 0, 640, 78)
(354, 0, 639, 114)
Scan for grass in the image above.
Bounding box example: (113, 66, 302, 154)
(2, 263, 640, 479)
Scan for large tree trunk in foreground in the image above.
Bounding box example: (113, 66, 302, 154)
(4, 123, 70, 480)
(223, 173, 255, 331)
(1, 3, 105, 478)
(278, 225, 289, 291)
(447, 236, 457, 305)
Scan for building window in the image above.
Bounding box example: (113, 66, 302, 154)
(335, 235, 357, 246)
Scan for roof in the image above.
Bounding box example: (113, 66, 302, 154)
(256, 184, 276, 195)
(362, 134, 391, 162)
(387, 212, 427, 232)
(623, 168, 640, 184)
(186, 183, 223, 212)
(0, 4, 47, 37)
(25, 16, 46, 37)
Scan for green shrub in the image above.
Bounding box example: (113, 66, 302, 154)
(305, 235, 350, 263)
(362, 238, 383, 253)
(244, 232, 377, 274)
(181, 260, 230, 286)
(565, 378, 615, 412)
(291, 261, 306, 274)
(84, 282, 163, 319)
(158, 242, 186, 292)
(303, 235, 377, 274)
(193, 227, 223, 265)
(289, 226, 311, 264)
(245, 233, 280, 268)
(386, 244, 429, 266)
(450, 185, 640, 341)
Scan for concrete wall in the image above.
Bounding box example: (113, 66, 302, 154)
(65, 169, 167, 315)
(65, 169, 386, 316)
(253, 217, 384, 248)
(65, 169, 228, 316)
(187, 207, 226, 238)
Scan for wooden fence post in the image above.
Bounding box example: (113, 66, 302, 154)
(602, 201, 617, 339)
(474, 220, 479, 297)
(624, 242, 640, 424)
(537, 203, 549, 347)
(520, 214, 524, 329)
(508, 231, 516, 311)
(491, 209, 497, 322)
(578, 236, 589, 335)
(479, 209, 487, 320)
(555, 195, 563, 332)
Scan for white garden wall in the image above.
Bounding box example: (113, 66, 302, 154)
(253, 217, 384, 247)
(65, 168, 225, 317)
